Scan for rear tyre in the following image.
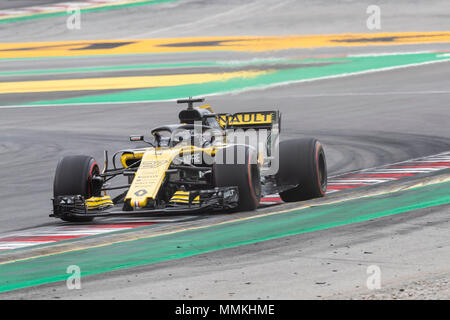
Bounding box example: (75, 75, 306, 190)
(53, 155, 100, 222)
(276, 138, 327, 202)
(213, 145, 261, 211)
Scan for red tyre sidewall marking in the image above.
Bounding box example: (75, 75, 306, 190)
(87, 161, 98, 198)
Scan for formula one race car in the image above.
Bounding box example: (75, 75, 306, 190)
(51, 98, 327, 222)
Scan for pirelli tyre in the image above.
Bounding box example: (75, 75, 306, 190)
(53, 155, 100, 222)
(276, 138, 327, 202)
(213, 145, 261, 211)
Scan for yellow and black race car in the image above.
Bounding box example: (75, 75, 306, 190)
(51, 98, 327, 222)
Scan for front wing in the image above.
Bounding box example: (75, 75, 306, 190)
(51, 187, 239, 218)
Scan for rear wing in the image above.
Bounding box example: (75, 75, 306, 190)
(215, 111, 281, 175)
(216, 111, 280, 130)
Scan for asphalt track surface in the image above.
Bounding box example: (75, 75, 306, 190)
(0, 0, 449, 299)
(1, 54, 450, 231)
(1, 0, 449, 40)
(0, 0, 67, 11)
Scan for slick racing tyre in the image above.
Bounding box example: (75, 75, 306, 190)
(53, 155, 100, 222)
(213, 145, 261, 211)
(276, 138, 327, 202)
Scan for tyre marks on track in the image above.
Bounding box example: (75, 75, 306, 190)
(327, 151, 450, 192)
(0, 151, 449, 253)
(0, 0, 162, 21)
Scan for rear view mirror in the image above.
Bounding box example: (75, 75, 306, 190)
(130, 135, 144, 142)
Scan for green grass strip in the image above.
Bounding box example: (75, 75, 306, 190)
(0, 180, 449, 293)
(21, 52, 449, 106)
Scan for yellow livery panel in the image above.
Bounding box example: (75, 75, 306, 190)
(125, 148, 179, 208)
(217, 111, 276, 128)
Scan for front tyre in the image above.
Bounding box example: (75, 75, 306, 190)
(53, 155, 100, 222)
(276, 138, 327, 202)
(213, 145, 261, 211)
